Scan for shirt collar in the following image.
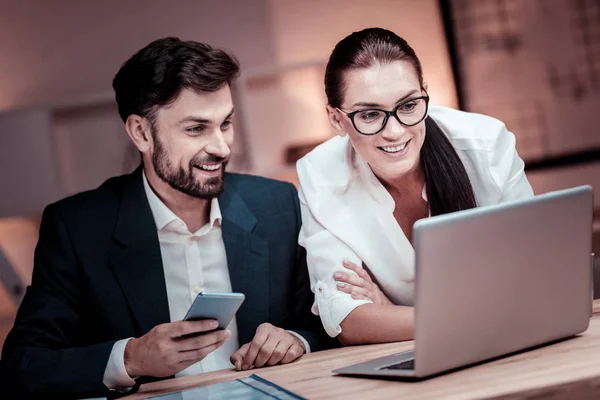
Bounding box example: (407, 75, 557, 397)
(142, 172, 222, 233)
(351, 147, 428, 206)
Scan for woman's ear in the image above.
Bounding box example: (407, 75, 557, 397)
(326, 105, 347, 137)
(125, 115, 153, 152)
(422, 81, 429, 93)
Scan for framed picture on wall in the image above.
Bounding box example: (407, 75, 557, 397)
(439, 0, 600, 168)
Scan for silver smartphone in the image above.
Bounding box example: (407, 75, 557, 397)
(183, 291, 245, 329)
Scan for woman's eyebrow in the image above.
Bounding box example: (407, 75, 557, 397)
(351, 89, 419, 108)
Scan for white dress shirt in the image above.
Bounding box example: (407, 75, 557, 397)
(297, 106, 535, 337)
(103, 173, 309, 390)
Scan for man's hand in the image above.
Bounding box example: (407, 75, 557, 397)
(334, 260, 393, 306)
(124, 319, 231, 378)
(230, 323, 305, 371)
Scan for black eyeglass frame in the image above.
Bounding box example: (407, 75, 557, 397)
(335, 93, 430, 135)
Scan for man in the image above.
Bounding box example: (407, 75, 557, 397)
(1, 37, 331, 398)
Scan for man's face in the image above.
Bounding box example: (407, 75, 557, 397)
(149, 86, 234, 199)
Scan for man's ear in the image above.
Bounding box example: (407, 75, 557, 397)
(422, 81, 428, 93)
(124, 115, 153, 152)
(326, 105, 347, 137)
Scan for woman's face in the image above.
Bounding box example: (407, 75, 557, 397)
(327, 61, 427, 184)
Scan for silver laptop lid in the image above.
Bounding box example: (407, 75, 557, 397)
(412, 186, 593, 377)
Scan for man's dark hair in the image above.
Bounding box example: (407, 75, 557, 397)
(112, 37, 240, 124)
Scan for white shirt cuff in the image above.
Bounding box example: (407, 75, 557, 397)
(312, 280, 371, 337)
(287, 330, 311, 354)
(102, 338, 137, 391)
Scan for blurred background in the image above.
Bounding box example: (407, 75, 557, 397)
(0, 0, 599, 350)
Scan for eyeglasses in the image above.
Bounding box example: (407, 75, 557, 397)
(336, 94, 430, 135)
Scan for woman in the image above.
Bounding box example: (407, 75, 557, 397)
(297, 28, 533, 345)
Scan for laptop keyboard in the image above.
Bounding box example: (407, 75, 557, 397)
(380, 358, 415, 370)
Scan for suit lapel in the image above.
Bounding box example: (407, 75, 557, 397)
(219, 179, 270, 344)
(110, 167, 170, 334)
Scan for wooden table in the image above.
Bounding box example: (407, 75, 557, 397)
(127, 300, 600, 399)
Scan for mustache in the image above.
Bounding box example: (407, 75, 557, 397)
(191, 154, 228, 167)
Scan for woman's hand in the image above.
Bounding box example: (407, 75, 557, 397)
(333, 260, 393, 306)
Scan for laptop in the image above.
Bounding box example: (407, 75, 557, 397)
(334, 185, 594, 379)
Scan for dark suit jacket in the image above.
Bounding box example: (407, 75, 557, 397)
(1, 168, 332, 398)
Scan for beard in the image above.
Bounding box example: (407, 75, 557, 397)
(151, 135, 227, 200)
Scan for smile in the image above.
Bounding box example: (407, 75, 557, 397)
(195, 163, 222, 171)
(378, 139, 411, 154)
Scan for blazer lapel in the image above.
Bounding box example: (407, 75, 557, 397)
(219, 179, 270, 345)
(110, 167, 170, 334)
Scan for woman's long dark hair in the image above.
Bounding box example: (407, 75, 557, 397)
(324, 27, 477, 216)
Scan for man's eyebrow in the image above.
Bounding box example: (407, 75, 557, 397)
(350, 90, 419, 109)
(224, 108, 235, 120)
(179, 116, 210, 124)
(178, 107, 235, 125)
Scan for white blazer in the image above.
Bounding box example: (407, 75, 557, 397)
(297, 106, 534, 337)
